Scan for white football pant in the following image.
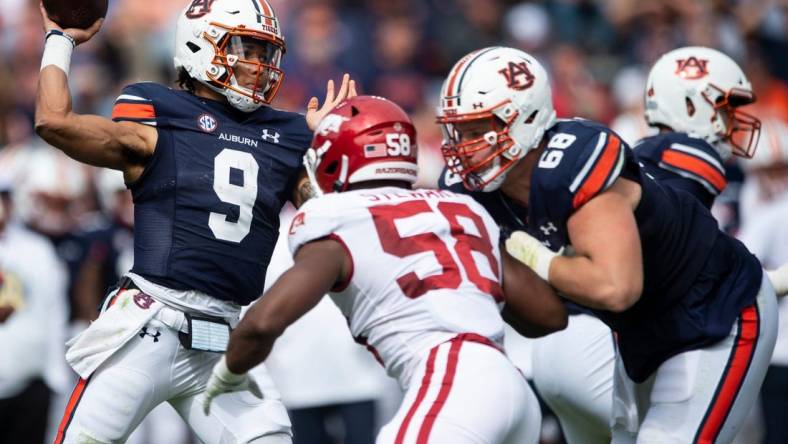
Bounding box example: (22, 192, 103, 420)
(54, 304, 291, 444)
(611, 275, 778, 444)
(377, 334, 540, 444)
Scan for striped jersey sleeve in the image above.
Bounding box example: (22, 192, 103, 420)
(111, 84, 157, 127)
(658, 142, 726, 195)
(569, 131, 626, 209)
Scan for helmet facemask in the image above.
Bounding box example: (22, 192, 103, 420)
(438, 102, 522, 192)
(702, 84, 761, 158)
(203, 24, 285, 112)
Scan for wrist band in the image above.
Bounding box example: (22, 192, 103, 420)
(41, 30, 75, 75)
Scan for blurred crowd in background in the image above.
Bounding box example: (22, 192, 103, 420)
(0, 0, 786, 443)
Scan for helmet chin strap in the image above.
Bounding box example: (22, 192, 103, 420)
(333, 155, 349, 192)
(303, 141, 331, 197)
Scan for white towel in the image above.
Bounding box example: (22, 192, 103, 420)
(66, 289, 163, 379)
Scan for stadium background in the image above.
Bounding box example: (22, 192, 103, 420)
(0, 0, 786, 443)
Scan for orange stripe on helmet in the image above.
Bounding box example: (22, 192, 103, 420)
(444, 51, 479, 108)
(258, 0, 274, 27)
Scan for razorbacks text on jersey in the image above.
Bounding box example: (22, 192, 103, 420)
(633, 132, 727, 209)
(111, 83, 311, 305)
(288, 187, 505, 388)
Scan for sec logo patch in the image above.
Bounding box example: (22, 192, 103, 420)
(198, 114, 218, 133)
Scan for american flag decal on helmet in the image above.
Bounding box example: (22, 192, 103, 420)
(364, 144, 388, 158)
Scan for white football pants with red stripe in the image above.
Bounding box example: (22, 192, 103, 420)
(53, 311, 292, 444)
(612, 275, 778, 444)
(377, 335, 541, 444)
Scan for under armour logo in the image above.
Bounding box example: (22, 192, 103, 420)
(139, 327, 161, 342)
(473, 102, 484, 110)
(540, 222, 558, 236)
(261, 129, 280, 144)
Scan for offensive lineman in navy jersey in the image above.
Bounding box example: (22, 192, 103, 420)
(437, 46, 777, 443)
(35, 1, 355, 443)
(525, 46, 771, 444)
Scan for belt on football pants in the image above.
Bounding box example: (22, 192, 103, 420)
(113, 276, 188, 334)
(115, 276, 232, 352)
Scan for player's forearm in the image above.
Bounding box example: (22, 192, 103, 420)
(35, 65, 74, 137)
(224, 325, 276, 374)
(549, 255, 641, 312)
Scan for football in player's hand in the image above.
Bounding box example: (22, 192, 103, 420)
(42, 0, 108, 30)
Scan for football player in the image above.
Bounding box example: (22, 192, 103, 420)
(437, 46, 777, 443)
(202, 95, 568, 444)
(531, 46, 768, 444)
(35, 1, 355, 443)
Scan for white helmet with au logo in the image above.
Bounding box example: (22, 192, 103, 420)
(174, 0, 286, 112)
(437, 46, 556, 191)
(645, 46, 761, 160)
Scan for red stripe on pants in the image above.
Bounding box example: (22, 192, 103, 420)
(395, 347, 439, 444)
(54, 377, 90, 444)
(416, 338, 464, 443)
(695, 304, 760, 444)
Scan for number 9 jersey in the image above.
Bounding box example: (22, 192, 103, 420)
(112, 82, 312, 305)
(288, 187, 505, 388)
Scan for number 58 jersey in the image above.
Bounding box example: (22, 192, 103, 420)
(112, 83, 312, 306)
(288, 187, 506, 388)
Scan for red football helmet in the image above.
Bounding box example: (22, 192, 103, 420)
(305, 96, 418, 194)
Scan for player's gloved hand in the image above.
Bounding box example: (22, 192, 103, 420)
(767, 262, 788, 298)
(505, 231, 558, 281)
(202, 356, 263, 415)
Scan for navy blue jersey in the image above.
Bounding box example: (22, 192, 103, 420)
(445, 118, 762, 382)
(439, 169, 528, 240)
(112, 83, 311, 305)
(633, 132, 726, 209)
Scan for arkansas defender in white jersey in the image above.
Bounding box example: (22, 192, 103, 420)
(203, 96, 568, 444)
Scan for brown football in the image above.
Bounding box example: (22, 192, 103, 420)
(42, 0, 108, 30)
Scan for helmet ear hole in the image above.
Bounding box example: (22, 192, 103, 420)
(351, 106, 360, 117)
(324, 161, 339, 175)
(186, 42, 201, 53)
(685, 97, 696, 117)
(524, 110, 538, 124)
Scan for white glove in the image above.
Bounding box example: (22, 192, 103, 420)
(505, 231, 558, 281)
(767, 263, 788, 298)
(202, 356, 263, 415)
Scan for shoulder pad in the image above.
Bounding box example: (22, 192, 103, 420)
(659, 136, 726, 195)
(287, 195, 340, 255)
(538, 120, 627, 210)
(110, 82, 168, 127)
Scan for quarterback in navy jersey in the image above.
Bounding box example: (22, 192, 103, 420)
(35, 1, 355, 443)
(437, 46, 776, 443)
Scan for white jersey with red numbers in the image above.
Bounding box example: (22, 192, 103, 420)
(288, 187, 505, 388)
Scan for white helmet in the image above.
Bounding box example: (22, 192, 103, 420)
(645, 46, 760, 160)
(174, 0, 286, 112)
(437, 46, 556, 191)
